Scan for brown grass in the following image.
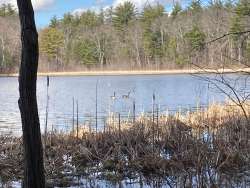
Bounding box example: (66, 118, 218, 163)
(1, 68, 250, 77)
(0, 103, 249, 187)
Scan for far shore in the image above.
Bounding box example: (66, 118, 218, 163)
(1, 68, 250, 77)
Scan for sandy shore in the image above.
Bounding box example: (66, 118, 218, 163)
(1, 68, 250, 77)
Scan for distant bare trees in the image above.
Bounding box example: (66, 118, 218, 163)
(0, 16, 20, 72)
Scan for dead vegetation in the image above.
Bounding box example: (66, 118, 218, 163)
(0, 102, 250, 187)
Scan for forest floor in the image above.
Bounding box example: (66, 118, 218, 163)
(1, 68, 250, 77)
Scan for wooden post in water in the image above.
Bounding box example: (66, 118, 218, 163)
(157, 105, 159, 140)
(133, 100, 136, 124)
(95, 80, 98, 135)
(76, 100, 79, 139)
(72, 97, 75, 134)
(103, 119, 106, 133)
(50, 124, 54, 147)
(118, 113, 121, 139)
(156, 105, 160, 156)
(89, 121, 92, 134)
(152, 93, 156, 154)
(152, 93, 155, 123)
(44, 76, 49, 147)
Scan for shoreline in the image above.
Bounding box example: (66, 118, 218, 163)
(1, 68, 250, 77)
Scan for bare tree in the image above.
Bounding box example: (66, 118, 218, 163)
(0, 35, 5, 69)
(190, 29, 250, 123)
(17, 0, 45, 187)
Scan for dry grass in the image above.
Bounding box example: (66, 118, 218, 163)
(0, 103, 250, 187)
(1, 68, 250, 77)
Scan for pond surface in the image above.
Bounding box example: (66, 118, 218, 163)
(0, 74, 249, 135)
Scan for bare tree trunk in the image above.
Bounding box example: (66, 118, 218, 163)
(17, 0, 45, 188)
(134, 30, 141, 67)
(95, 35, 104, 68)
(0, 35, 5, 69)
(238, 37, 243, 63)
(229, 38, 234, 61)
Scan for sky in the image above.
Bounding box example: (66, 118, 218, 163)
(0, 0, 191, 28)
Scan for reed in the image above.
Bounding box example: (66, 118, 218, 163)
(0, 102, 249, 187)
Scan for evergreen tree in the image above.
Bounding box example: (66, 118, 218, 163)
(112, 1, 136, 33)
(98, 8, 105, 25)
(230, 0, 250, 62)
(171, 2, 182, 18)
(40, 28, 64, 59)
(188, 0, 202, 13)
(144, 30, 166, 58)
(141, 4, 164, 25)
(49, 16, 59, 28)
(235, 0, 250, 16)
(0, 4, 7, 16)
(62, 13, 74, 26)
(230, 16, 244, 41)
(80, 10, 99, 28)
(224, 0, 234, 9)
(142, 4, 165, 59)
(6, 4, 15, 16)
(74, 39, 99, 65)
(184, 25, 206, 51)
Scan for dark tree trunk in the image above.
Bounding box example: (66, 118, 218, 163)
(17, 0, 45, 187)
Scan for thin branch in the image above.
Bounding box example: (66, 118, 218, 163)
(205, 30, 250, 45)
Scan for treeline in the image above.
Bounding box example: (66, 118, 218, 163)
(0, 4, 19, 73)
(1, 1, 250, 73)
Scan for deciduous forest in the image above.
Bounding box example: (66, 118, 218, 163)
(1, 0, 250, 73)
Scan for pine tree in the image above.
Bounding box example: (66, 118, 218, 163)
(6, 4, 15, 16)
(230, 16, 244, 41)
(142, 4, 165, 60)
(49, 15, 59, 28)
(224, 0, 234, 9)
(98, 8, 105, 25)
(171, 3, 182, 18)
(74, 39, 99, 65)
(112, 1, 136, 33)
(62, 13, 74, 26)
(230, 0, 250, 62)
(141, 4, 164, 25)
(189, 0, 203, 13)
(184, 25, 206, 51)
(40, 28, 64, 59)
(80, 10, 99, 28)
(0, 4, 7, 17)
(235, 0, 250, 16)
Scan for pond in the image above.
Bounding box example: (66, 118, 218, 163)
(0, 73, 249, 135)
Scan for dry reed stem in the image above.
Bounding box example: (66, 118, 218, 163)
(0, 102, 249, 187)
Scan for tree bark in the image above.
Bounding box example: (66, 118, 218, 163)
(17, 0, 45, 188)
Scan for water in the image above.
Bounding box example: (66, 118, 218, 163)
(0, 74, 249, 135)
